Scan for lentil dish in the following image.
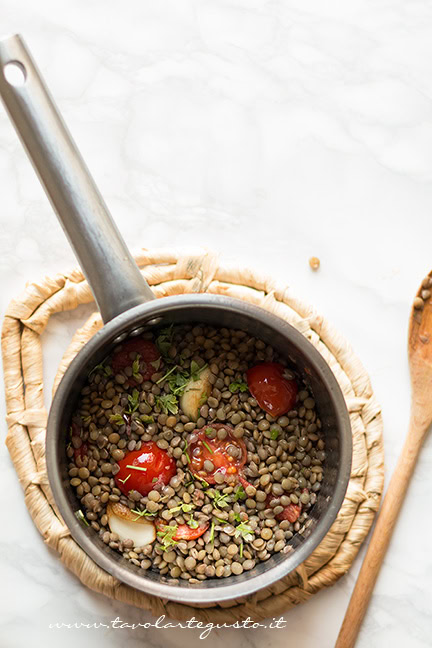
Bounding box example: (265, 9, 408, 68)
(67, 324, 326, 583)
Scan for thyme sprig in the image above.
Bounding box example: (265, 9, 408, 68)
(234, 521, 254, 542)
(130, 508, 156, 521)
(132, 354, 141, 379)
(126, 389, 140, 413)
(88, 362, 112, 379)
(233, 485, 247, 501)
(229, 381, 248, 394)
(155, 394, 178, 415)
(208, 490, 230, 509)
(157, 524, 179, 550)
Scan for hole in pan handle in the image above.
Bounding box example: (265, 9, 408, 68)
(0, 33, 155, 323)
(3, 60, 26, 86)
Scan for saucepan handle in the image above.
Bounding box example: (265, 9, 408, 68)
(0, 33, 155, 323)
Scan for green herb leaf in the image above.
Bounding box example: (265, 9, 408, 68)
(229, 381, 249, 394)
(132, 354, 141, 378)
(198, 392, 208, 406)
(270, 428, 280, 440)
(190, 360, 200, 380)
(89, 362, 112, 379)
(205, 427, 215, 437)
(150, 357, 162, 371)
(183, 438, 191, 464)
(75, 509, 89, 527)
(208, 490, 230, 509)
(126, 464, 147, 472)
(187, 516, 199, 529)
(127, 389, 140, 413)
(190, 361, 208, 382)
(81, 415, 92, 425)
(156, 393, 179, 415)
(234, 522, 254, 542)
(202, 440, 214, 454)
(239, 542, 243, 558)
(233, 485, 247, 501)
(158, 366, 190, 397)
(156, 325, 174, 358)
(209, 520, 215, 543)
(169, 502, 194, 514)
(213, 516, 229, 525)
(194, 474, 209, 488)
(233, 511, 242, 523)
(140, 414, 154, 424)
(157, 524, 179, 549)
(156, 365, 178, 385)
(109, 413, 126, 426)
(184, 471, 196, 487)
(117, 474, 131, 485)
(131, 507, 156, 521)
(172, 373, 189, 396)
(152, 477, 158, 483)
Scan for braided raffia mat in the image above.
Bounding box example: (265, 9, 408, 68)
(2, 248, 384, 622)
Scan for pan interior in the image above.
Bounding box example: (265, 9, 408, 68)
(47, 296, 351, 602)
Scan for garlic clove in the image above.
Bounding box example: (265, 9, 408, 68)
(107, 502, 156, 546)
(179, 367, 212, 421)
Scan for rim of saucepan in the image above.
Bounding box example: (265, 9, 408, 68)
(46, 294, 352, 603)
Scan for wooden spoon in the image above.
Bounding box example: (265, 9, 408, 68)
(335, 273, 432, 648)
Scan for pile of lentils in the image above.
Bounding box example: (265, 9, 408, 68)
(67, 324, 326, 584)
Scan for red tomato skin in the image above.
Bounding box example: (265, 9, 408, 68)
(189, 424, 247, 484)
(265, 493, 301, 523)
(246, 362, 298, 417)
(71, 423, 87, 461)
(74, 442, 88, 462)
(156, 521, 209, 541)
(238, 475, 254, 491)
(276, 503, 301, 523)
(115, 443, 176, 496)
(112, 339, 161, 380)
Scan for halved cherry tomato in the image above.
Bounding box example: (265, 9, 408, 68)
(156, 520, 209, 541)
(266, 493, 301, 523)
(112, 338, 161, 380)
(115, 443, 176, 496)
(189, 424, 247, 484)
(246, 362, 298, 417)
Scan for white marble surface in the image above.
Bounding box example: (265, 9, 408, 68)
(1, 0, 432, 646)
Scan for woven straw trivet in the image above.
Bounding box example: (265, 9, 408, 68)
(2, 247, 384, 622)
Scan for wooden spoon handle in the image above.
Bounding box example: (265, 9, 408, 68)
(335, 424, 424, 648)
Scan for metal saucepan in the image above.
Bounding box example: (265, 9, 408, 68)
(0, 34, 352, 604)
